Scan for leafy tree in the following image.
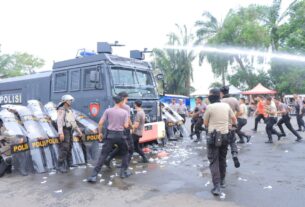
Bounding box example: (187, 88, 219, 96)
(0, 47, 44, 78)
(153, 24, 196, 96)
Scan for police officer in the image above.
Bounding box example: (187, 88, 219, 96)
(236, 98, 251, 143)
(131, 100, 148, 163)
(220, 86, 240, 168)
(265, 97, 284, 143)
(170, 98, 179, 112)
(0, 120, 13, 177)
(275, 98, 302, 142)
(293, 94, 305, 131)
(193, 97, 206, 142)
(57, 94, 83, 173)
(177, 99, 188, 124)
(204, 88, 237, 196)
(105, 92, 133, 167)
(87, 96, 130, 183)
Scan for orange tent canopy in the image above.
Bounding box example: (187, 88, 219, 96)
(241, 83, 277, 95)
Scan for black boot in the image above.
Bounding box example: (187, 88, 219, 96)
(87, 171, 98, 183)
(277, 134, 284, 141)
(233, 156, 240, 168)
(296, 137, 303, 142)
(57, 161, 68, 173)
(237, 138, 245, 144)
(142, 157, 149, 163)
(211, 184, 221, 196)
(246, 135, 252, 143)
(104, 157, 111, 169)
(120, 169, 132, 179)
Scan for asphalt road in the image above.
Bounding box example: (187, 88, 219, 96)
(1, 117, 305, 207)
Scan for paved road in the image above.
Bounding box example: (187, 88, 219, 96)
(0, 117, 305, 207)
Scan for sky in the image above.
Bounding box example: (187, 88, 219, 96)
(0, 0, 293, 93)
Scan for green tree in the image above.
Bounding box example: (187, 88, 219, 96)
(0, 47, 44, 78)
(153, 24, 196, 96)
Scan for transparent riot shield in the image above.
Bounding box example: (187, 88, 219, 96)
(27, 100, 60, 168)
(162, 103, 189, 137)
(44, 102, 58, 122)
(73, 110, 100, 162)
(1, 105, 54, 173)
(71, 133, 86, 165)
(0, 109, 31, 176)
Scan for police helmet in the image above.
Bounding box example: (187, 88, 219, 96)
(61, 94, 74, 103)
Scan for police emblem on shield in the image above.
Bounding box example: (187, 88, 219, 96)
(89, 103, 100, 117)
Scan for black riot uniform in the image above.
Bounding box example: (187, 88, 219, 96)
(204, 88, 237, 196)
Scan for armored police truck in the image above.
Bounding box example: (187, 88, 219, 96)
(0, 42, 165, 143)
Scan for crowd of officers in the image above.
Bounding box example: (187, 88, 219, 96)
(181, 87, 304, 196)
(54, 92, 147, 181)
(2, 87, 304, 197)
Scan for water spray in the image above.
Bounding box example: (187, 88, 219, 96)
(163, 45, 305, 63)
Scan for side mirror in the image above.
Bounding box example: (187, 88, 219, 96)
(156, 73, 164, 80)
(90, 71, 100, 82)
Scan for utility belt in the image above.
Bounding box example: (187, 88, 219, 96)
(106, 129, 124, 139)
(206, 130, 228, 147)
(63, 126, 72, 130)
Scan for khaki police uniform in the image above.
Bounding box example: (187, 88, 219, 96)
(57, 107, 81, 169)
(204, 102, 235, 188)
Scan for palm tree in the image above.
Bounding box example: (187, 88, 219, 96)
(195, 11, 232, 86)
(153, 24, 196, 96)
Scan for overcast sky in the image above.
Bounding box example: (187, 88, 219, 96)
(0, 0, 293, 92)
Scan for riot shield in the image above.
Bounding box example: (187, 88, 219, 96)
(73, 110, 100, 162)
(162, 103, 189, 137)
(1, 105, 54, 173)
(0, 109, 31, 176)
(44, 102, 58, 122)
(27, 100, 60, 168)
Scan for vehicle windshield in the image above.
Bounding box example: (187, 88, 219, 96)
(111, 67, 157, 99)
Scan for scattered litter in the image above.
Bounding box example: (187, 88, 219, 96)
(143, 148, 152, 153)
(82, 179, 87, 182)
(115, 173, 119, 177)
(43, 177, 48, 179)
(129, 167, 134, 170)
(49, 172, 56, 176)
(148, 158, 154, 162)
(198, 172, 203, 177)
(264, 186, 273, 189)
(204, 181, 210, 187)
(98, 174, 102, 178)
(108, 181, 113, 186)
(142, 170, 147, 174)
(78, 165, 87, 169)
(220, 193, 226, 199)
(110, 175, 115, 179)
(285, 150, 289, 153)
(157, 151, 169, 158)
(100, 179, 105, 183)
(69, 167, 75, 170)
(54, 189, 62, 193)
(41, 181, 47, 184)
(132, 161, 138, 164)
(238, 177, 248, 182)
(135, 171, 142, 175)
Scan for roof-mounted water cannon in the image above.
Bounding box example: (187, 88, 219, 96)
(130, 48, 153, 60)
(97, 41, 125, 54)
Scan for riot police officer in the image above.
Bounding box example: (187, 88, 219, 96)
(57, 94, 83, 173)
(192, 97, 206, 142)
(265, 97, 283, 143)
(87, 96, 130, 183)
(204, 88, 237, 196)
(275, 97, 302, 142)
(220, 86, 240, 168)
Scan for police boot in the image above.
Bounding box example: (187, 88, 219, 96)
(57, 161, 68, 173)
(246, 135, 252, 143)
(120, 169, 132, 179)
(265, 137, 273, 144)
(104, 156, 111, 169)
(296, 137, 303, 142)
(142, 157, 149, 163)
(277, 133, 285, 141)
(233, 155, 240, 168)
(211, 184, 221, 196)
(87, 171, 98, 183)
(237, 138, 245, 144)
